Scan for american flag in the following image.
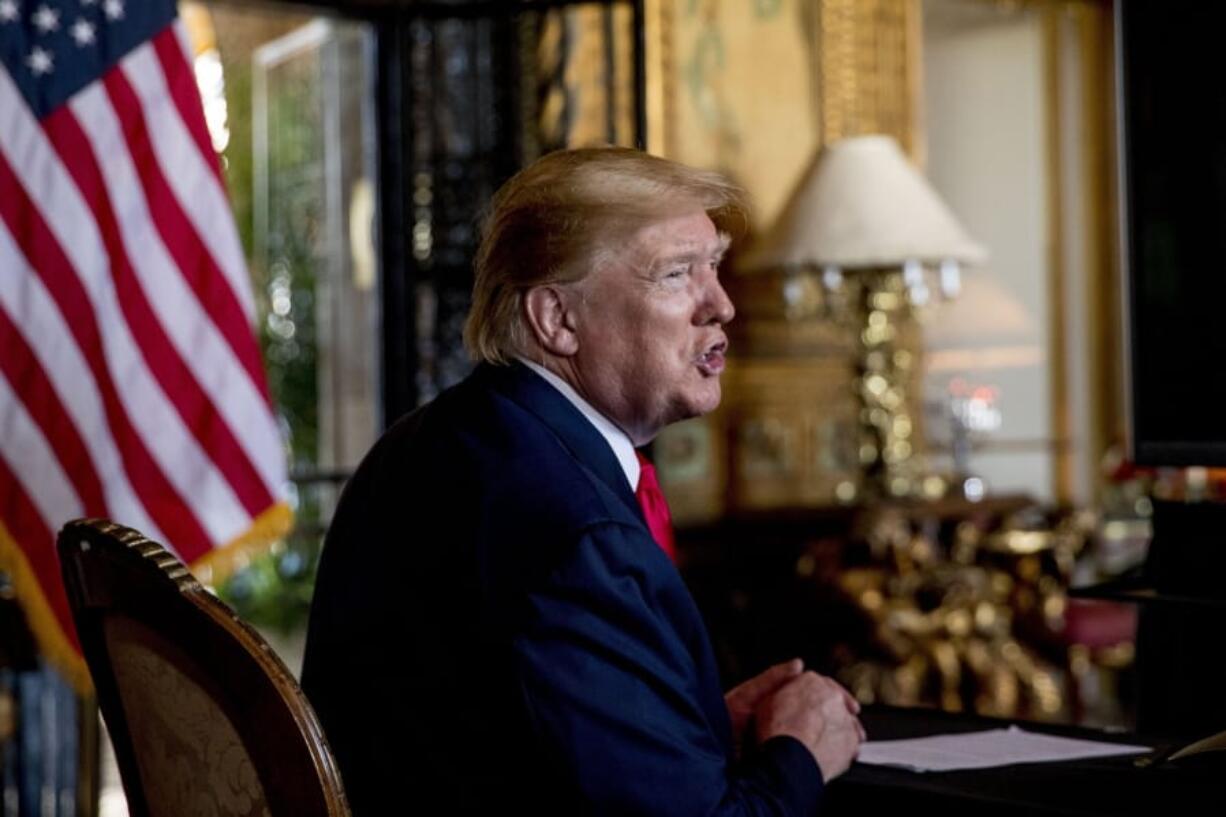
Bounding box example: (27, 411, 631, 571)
(0, 0, 289, 687)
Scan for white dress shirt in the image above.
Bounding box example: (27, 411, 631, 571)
(517, 357, 640, 491)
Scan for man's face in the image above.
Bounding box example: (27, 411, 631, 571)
(568, 207, 734, 445)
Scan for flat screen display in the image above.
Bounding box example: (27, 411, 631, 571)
(1120, 1, 1226, 466)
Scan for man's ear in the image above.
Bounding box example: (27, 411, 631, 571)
(523, 285, 580, 356)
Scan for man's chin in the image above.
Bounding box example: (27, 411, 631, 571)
(646, 384, 724, 440)
(682, 384, 723, 420)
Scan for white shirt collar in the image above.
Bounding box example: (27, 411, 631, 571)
(516, 356, 640, 490)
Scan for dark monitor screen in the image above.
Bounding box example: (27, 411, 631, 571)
(1120, 1, 1226, 466)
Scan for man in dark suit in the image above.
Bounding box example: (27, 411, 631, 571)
(301, 147, 863, 815)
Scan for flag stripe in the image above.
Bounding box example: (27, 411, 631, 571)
(0, 451, 79, 652)
(107, 58, 284, 493)
(0, 372, 84, 535)
(164, 20, 225, 186)
(49, 90, 260, 540)
(0, 218, 166, 543)
(0, 303, 107, 518)
(0, 132, 212, 558)
(127, 33, 258, 331)
(119, 43, 269, 401)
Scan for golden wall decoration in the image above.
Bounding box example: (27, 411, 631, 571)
(815, 0, 919, 155)
(1041, 0, 1120, 504)
(723, 355, 860, 510)
(532, 5, 638, 154)
(649, 0, 819, 229)
(645, 0, 919, 224)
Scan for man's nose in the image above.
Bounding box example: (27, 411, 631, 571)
(702, 277, 736, 325)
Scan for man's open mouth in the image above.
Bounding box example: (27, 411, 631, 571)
(696, 340, 728, 375)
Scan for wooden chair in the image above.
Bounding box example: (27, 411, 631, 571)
(57, 518, 350, 817)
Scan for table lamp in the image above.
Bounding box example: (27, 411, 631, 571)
(742, 134, 986, 499)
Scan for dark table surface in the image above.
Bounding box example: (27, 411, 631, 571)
(823, 705, 1224, 816)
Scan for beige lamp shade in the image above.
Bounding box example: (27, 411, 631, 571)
(742, 135, 987, 271)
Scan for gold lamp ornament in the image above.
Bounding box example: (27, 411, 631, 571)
(742, 135, 987, 500)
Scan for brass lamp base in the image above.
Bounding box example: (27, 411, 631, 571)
(847, 267, 924, 499)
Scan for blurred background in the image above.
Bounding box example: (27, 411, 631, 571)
(5, 0, 1218, 813)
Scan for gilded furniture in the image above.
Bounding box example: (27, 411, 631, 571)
(677, 494, 1122, 723)
(57, 519, 349, 817)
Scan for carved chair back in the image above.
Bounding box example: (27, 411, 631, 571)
(57, 519, 350, 817)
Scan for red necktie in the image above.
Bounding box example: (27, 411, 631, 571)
(634, 451, 677, 562)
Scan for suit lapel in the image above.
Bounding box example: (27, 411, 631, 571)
(477, 362, 638, 510)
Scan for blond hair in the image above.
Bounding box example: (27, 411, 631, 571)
(463, 147, 747, 365)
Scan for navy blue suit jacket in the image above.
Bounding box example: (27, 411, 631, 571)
(301, 362, 823, 815)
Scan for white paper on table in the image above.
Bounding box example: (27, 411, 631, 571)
(856, 726, 1151, 772)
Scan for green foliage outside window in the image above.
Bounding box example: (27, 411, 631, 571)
(213, 39, 325, 634)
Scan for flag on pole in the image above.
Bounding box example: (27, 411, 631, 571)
(0, 0, 291, 690)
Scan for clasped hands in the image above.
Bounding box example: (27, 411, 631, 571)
(724, 659, 865, 781)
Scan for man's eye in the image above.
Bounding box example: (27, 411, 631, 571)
(665, 266, 688, 279)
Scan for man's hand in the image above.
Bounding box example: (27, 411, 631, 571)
(724, 659, 805, 756)
(754, 671, 865, 782)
